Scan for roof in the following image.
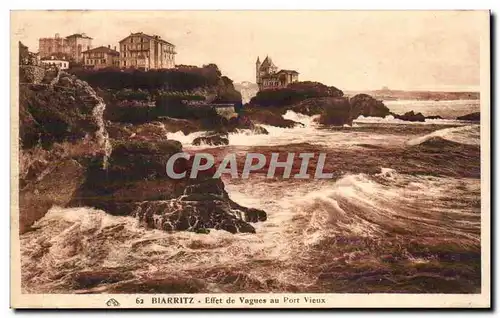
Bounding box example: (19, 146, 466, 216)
(66, 33, 93, 40)
(277, 69, 299, 74)
(260, 56, 275, 68)
(119, 32, 175, 46)
(82, 46, 120, 55)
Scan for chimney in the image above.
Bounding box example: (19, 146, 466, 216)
(114, 46, 117, 51)
(108, 45, 110, 48)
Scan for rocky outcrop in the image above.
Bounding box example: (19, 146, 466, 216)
(19, 66, 45, 84)
(393, 110, 426, 122)
(349, 94, 391, 118)
(244, 109, 299, 128)
(19, 71, 268, 235)
(19, 72, 111, 233)
(457, 112, 480, 121)
(193, 133, 229, 146)
(70, 140, 266, 234)
(19, 159, 86, 233)
(316, 97, 353, 126)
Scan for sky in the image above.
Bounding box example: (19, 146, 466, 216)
(11, 10, 486, 91)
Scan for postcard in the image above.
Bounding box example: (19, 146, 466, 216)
(11, 10, 490, 308)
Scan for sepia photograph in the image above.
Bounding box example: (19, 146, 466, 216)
(10, 9, 490, 308)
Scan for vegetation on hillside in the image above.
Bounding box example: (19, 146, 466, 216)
(248, 81, 344, 107)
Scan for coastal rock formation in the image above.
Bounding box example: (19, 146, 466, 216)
(19, 71, 267, 235)
(19, 72, 110, 233)
(393, 110, 426, 122)
(193, 133, 229, 146)
(349, 94, 391, 118)
(70, 140, 266, 234)
(244, 109, 299, 128)
(316, 97, 353, 126)
(457, 112, 480, 121)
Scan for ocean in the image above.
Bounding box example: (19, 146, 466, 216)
(21, 99, 481, 294)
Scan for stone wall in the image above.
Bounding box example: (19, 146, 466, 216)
(19, 65, 45, 84)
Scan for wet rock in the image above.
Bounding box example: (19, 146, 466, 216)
(350, 94, 390, 118)
(20, 159, 86, 234)
(457, 112, 480, 121)
(193, 133, 229, 146)
(134, 198, 258, 234)
(252, 125, 269, 135)
(70, 140, 267, 234)
(244, 109, 299, 128)
(393, 110, 426, 122)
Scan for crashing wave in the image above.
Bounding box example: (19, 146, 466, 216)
(354, 114, 467, 125)
(406, 125, 480, 146)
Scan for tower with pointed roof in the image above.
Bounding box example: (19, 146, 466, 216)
(255, 55, 299, 90)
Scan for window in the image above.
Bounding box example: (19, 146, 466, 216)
(123, 45, 127, 51)
(124, 61, 126, 67)
(130, 37, 133, 43)
(102, 59, 105, 64)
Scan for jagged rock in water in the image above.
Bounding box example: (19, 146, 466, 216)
(393, 110, 426, 122)
(425, 115, 443, 120)
(350, 94, 390, 118)
(18, 72, 112, 233)
(457, 112, 480, 121)
(252, 125, 269, 135)
(316, 97, 353, 126)
(193, 133, 229, 146)
(244, 109, 299, 128)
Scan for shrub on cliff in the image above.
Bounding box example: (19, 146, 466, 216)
(249, 81, 343, 107)
(70, 65, 223, 91)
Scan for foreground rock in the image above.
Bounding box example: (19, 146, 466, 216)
(457, 112, 480, 121)
(316, 97, 352, 126)
(70, 140, 266, 234)
(349, 94, 391, 118)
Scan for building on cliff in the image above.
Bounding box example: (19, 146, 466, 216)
(119, 32, 176, 70)
(40, 57, 69, 70)
(38, 33, 93, 64)
(255, 56, 299, 90)
(82, 45, 120, 69)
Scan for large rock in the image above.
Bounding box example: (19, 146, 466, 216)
(350, 94, 390, 118)
(393, 110, 426, 122)
(19, 159, 86, 234)
(244, 109, 299, 128)
(457, 112, 480, 121)
(304, 97, 352, 126)
(70, 140, 266, 234)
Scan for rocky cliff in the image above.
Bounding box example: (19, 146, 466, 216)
(19, 71, 266, 234)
